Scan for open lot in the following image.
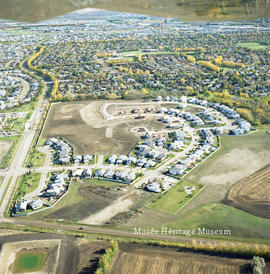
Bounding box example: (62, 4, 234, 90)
(225, 164, 270, 219)
(77, 239, 109, 274)
(32, 179, 152, 224)
(42, 100, 166, 155)
(182, 125, 270, 212)
(110, 242, 253, 274)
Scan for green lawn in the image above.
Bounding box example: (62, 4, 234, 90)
(221, 66, 234, 72)
(25, 149, 46, 168)
(237, 42, 270, 50)
(0, 136, 21, 169)
(168, 202, 270, 241)
(147, 181, 202, 214)
(18, 172, 41, 196)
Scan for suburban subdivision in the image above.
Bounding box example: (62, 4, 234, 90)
(0, 8, 269, 274)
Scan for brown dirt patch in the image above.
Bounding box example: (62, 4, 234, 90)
(224, 164, 270, 219)
(45, 182, 125, 222)
(77, 240, 109, 274)
(110, 243, 251, 274)
(42, 100, 165, 155)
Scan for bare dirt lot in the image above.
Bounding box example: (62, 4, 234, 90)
(110, 243, 253, 274)
(225, 164, 270, 219)
(80, 190, 139, 225)
(45, 181, 126, 221)
(77, 240, 109, 274)
(42, 100, 166, 155)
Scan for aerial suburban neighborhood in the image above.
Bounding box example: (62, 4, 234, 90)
(0, 6, 269, 274)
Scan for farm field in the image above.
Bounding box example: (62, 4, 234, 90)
(237, 42, 270, 50)
(42, 100, 166, 155)
(147, 180, 202, 214)
(110, 242, 252, 274)
(225, 163, 270, 219)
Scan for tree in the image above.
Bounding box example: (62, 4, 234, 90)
(251, 256, 265, 274)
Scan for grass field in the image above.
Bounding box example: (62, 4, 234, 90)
(167, 202, 270, 240)
(15, 173, 41, 201)
(147, 181, 202, 214)
(237, 42, 270, 50)
(25, 149, 46, 168)
(0, 136, 20, 169)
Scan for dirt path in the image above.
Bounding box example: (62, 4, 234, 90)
(79, 191, 136, 225)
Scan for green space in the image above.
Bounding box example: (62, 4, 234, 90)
(0, 136, 21, 169)
(14, 172, 41, 202)
(168, 202, 270, 240)
(14, 250, 47, 273)
(25, 149, 46, 168)
(0, 101, 36, 114)
(221, 66, 234, 72)
(237, 42, 270, 50)
(147, 180, 203, 214)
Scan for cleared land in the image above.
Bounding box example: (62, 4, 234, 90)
(32, 179, 151, 224)
(77, 240, 109, 274)
(225, 164, 270, 219)
(42, 100, 165, 155)
(110, 243, 252, 274)
(182, 126, 270, 212)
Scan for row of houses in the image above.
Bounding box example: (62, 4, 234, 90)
(168, 143, 217, 177)
(94, 168, 136, 183)
(42, 173, 68, 197)
(15, 198, 43, 213)
(45, 138, 72, 164)
(73, 154, 94, 165)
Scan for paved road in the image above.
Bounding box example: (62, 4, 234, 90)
(0, 96, 47, 219)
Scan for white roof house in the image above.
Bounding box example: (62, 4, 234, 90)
(94, 169, 105, 177)
(104, 169, 114, 179)
(73, 168, 84, 177)
(15, 200, 28, 213)
(145, 182, 161, 193)
(82, 168, 92, 178)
